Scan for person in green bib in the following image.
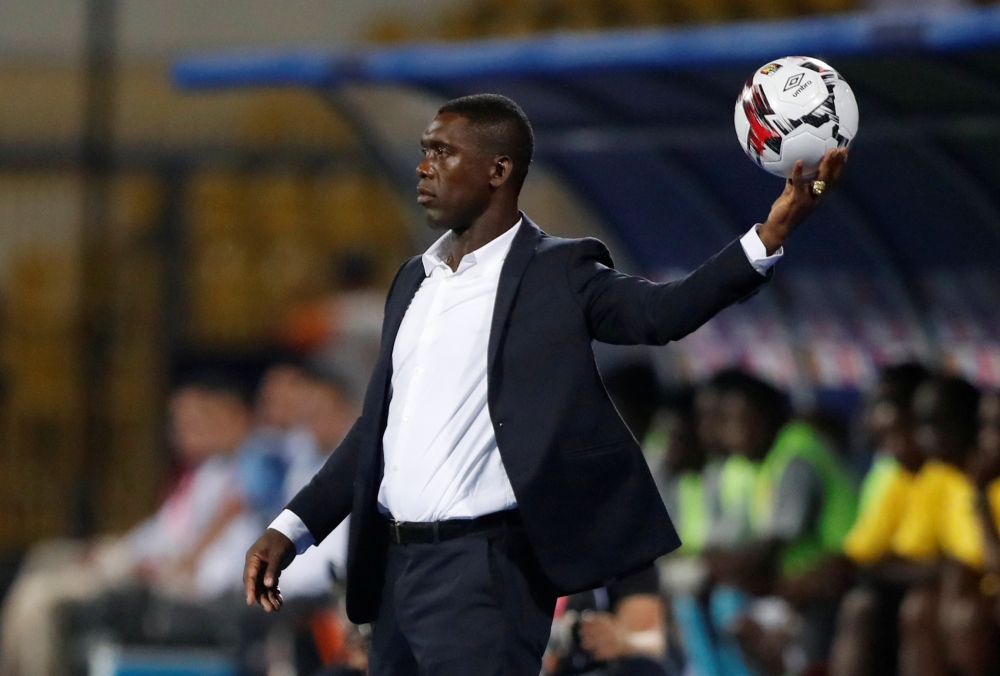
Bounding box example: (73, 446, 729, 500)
(697, 371, 857, 676)
(653, 388, 709, 558)
(670, 373, 764, 676)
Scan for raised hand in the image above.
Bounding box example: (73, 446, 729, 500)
(758, 147, 849, 254)
(243, 528, 296, 612)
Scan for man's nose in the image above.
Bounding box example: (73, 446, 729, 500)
(416, 158, 431, 179)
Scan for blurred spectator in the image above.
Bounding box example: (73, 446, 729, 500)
(229, 360, 364, 676)
(653, 388, 707, 558)
(889, 376, 985, 676)
(681, 370, 856, 676)
(255, 356, 312, 431)
(887, 376, 1000, 676)
(187, 367, 356, 602)
(547, 565, 667, 676)
(671, 371, 781, 676)
(224, 359, 364, 675)
(669, 372, 761, 676)
(734, 408, 857, 676)
(972, 390, 1000, 623)
(943, 388, 1000, 676)
(0, 372, 261, 676)
(283, 251, 385, 401)
(706, 369, 783, 560)
(830, 362, 930, 676)
(171, 359, 359, 600)
(169, 361, 301, 580)
(55, 362, 361, 676)
(276, 361, 359, 597)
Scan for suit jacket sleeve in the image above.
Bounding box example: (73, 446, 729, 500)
(566, 236, 770, 346)
(285, 419, 365, 545)
(284, 257, 416, 543)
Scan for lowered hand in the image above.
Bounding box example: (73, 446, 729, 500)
(243, 528, 296, 612)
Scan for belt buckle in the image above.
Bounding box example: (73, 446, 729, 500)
(392, 520, 402, 544)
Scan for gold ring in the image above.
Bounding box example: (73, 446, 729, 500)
(811, 180, 826, 196)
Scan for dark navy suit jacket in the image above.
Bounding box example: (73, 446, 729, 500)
(287, 215, 769, 623)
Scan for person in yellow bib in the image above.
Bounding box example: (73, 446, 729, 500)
(830, 363, 929, 676)
(973, 390, 1000, 578)
(932, 388, 1000, 676)
(891, 376, 991, 676)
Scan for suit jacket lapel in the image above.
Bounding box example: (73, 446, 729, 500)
(365, 257, 425, 480)
(381, 257, 426, 363)
(488, 217, 542, 373)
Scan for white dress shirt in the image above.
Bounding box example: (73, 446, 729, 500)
(270, 221, 781, 552)
(377, 218, 522, 522)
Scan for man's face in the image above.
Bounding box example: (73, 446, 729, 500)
(695, 388, 722, 456)
(718, 392, 771, 460)
(170, 387, 250, 463)
(864, 383, 902, 449)
(864, 381, 926, 471)
(913, 383, 966, 465)
(255, 365, 309, 430)
(663, 411, 701, 473)
(416, 113, 496, 232)
(304, 381, 358, 450)
(980, 392, 1000, 460)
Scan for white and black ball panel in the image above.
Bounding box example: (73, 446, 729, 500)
(735, 56, 859, 178)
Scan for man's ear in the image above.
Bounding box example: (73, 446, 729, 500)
(489, 156, 514, 188)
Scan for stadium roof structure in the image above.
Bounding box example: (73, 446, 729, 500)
(175, 5, 1000, 278)
(174, 7, 1000, 389)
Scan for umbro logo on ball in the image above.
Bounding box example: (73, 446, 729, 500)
(783, 74, 804, 91)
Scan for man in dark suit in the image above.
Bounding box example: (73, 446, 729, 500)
(244, 93, 847, 675)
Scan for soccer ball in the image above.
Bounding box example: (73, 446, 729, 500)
(735, 56, 858, 179)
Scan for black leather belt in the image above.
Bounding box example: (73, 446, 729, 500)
(386, 509, 518, 544)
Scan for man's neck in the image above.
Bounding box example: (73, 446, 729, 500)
(444, 205, 520, 272)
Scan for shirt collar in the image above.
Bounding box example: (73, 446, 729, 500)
(421, 217, 523, 276)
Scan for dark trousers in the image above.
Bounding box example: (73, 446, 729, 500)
(369, 516, 557, 676)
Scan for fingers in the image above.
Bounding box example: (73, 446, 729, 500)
(244, 554, 260, 606)
(831, 147, 849, 181)
(259, 547, 284, 612)
(790, 159, 805, 185)
(817, 147, 849, 183)
(244, 547, 284, 611)
(259, 587, 283, 613)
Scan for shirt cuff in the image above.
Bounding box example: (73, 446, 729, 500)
(740, 224, 783, 275)
(269, 509, 315, 555)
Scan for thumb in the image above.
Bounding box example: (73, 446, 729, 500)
(263, 549, 282, 589)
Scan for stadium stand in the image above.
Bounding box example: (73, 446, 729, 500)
(173, 6, 1000, 390)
